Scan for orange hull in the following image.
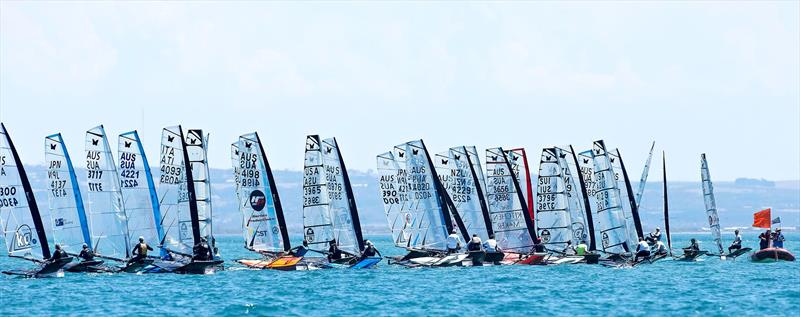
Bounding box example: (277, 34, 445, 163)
(237, 256, 304, 270)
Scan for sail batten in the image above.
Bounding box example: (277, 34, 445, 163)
(46, 133, 91, 254)
(701, 153, 724, 255)
(0, 123, 50, 260)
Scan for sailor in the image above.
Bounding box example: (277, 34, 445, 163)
(446, 229, 462, 254)
(683, 238, 700, 255)
(193, 237, 213, 261)
(49, 244, 69, 261)
(646, 228, 662, 245)
(362, 240, 382, 258)
(728, 229, 743, 253)
(562, 240, 576, 255)
(533, 237, 546, 253)
(131, 236, 153, 263)
(773, 228, 785, 249)
(575, 240, 588, 256)
(327, 239, 343, 261)
(758, 230, 770, 250)
(288, 239, 310, 257)
(78, 243, 95, 261)
(635, 237, 651, 261)
(654, 240, 668, 255)
(467, 234, 483, 252)
(483, 234, 501, 253)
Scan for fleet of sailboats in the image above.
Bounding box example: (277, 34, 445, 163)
(0, 122, 793, 277)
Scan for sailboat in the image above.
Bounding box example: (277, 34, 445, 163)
(485, 147, 541, 264)
(81, 125, 135, 272)
(560, 145, 600, 263)
(0, 123, 72, 277)
(435, 146, 502, 266)
(154, 126, 223, 274)
(701, 153, 751, 260)
(44, 132, 97, 272)
(231, 132, 301, 270)
(118, 130, 164, 271)
(303, 135, 380, 268)
(591, 140, 636, 262)
(377, 140, 467, 267)
(632, 151, 673, 266)
(608, 147, 645, 250)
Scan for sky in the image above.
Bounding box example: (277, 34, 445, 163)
(1, 1, 798, 181)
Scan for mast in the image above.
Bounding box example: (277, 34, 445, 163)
(502, 149, 537, 242)
(663, 151, 672, 256)
(420, 140, 468, 242)
(463, 146, 493, 237)
(2, 123, 50, 259)
(333, 137, 365, 251)
(255, 132, 291, 251)
(569, 145, 596, 250)
(177, 126, 202, 245)
(616, 150, 644, 240)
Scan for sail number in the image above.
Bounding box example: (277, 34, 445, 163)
(0, 186, 19, 207)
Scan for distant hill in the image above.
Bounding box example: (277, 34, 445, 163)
(21, 165, 800, 235)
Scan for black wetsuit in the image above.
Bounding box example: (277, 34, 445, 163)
(193, 243, 212, 261)
(50, 249, 69, 260)
(78, 249, 95, 261)
(533, 243, 545, 253)
(467, 241, 483, 252)
(362, 246, 381, 257)
(759, 233, 769, 250)
(328, 245, 343, 261)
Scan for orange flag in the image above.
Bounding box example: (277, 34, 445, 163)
(753, 208, 771, 228)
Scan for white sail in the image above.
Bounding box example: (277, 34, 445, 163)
(591, 140, 630, 254)
(45, 133, 90, 254)
(505, 148, 532, 209)
(85, 125, 130, 259)
(157, 126, 192, 255)
(609, 149, 640, 246)
(184, 130, 213, 244)
(535, 148, 572, 250)
(635, 142, 656, 209)
(576, 149, 600, 248)
(233, 132, 286, 253)
(0, 124, 47, 260)
(434, 146, 490, 241)
(556, 146, 590, 245)
(377, 140, 449, 251)
(118, 131, 163, 254)
(303, 136, 360, 255)
(485, 147, 535, 253)
(701, 153, 724, 255)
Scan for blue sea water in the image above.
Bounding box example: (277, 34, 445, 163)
(1, 233, 798, 316)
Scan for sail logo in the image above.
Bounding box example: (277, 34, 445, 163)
(179, 222, 189, 240)
(12, 224, 35, 251)
(601, 232, 610, 248)
(305, 228, 315, 242)
(539, 229, 551, 243)
(54, 218, 65, 227)
(571, 223, 586, 242)
(249, 190, 266, 211)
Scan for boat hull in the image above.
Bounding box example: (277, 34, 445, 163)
(1, 257, 72, 278)
(751, 248, 795, 262)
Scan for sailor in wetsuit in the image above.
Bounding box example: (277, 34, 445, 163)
(533, 237, 546, 253)
(467, 234, 483, 252)
(327, 239, 343, 262)
(683, 238, 700, 256)
(130, 236, 153, 264)
(483, 234, 502, 254)
(193, 237, 213, 261)
(562, 240, 576, 255)
(78, 243, 95, 261)
(362, 240, 382, 258)
(728, 229, 742, 253)
(646, 228, 662, 245)
(49, 244, 69, 262)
